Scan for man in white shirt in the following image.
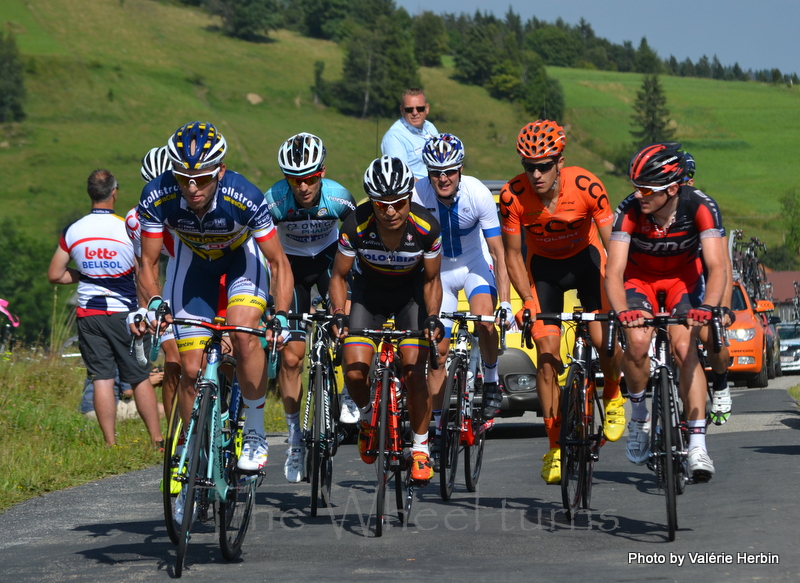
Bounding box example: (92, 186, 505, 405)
(381, 88, 439, 180)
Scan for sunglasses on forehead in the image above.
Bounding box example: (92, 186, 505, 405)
(521, 160, 557, 174)
(631, 181, 675, 196)
(285, 172, 322, 188)
(172, 167, 221, 189)
(403, 106, 427, 114)
(371, 194, 410, 213)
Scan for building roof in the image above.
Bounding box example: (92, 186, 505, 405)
(766, 271, 800, 302)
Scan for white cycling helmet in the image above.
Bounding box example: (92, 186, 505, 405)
(363, 156, 415, 199)
(422, 133, 465, 170)
(140, 146, 171, 182)
(277, 132, 326, 177)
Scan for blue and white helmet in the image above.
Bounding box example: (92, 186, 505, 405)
(683, 152, 696, 181)
(422, 133, 465, 170)
(277, 132, 326, 177)
(140, 146, 171, 182)
(363, 156, 415, 199)
(167, 121, 227, 171)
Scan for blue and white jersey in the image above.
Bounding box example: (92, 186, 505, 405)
(413, 175, 500, 266)
(264, 178, 356, 257)
(59, 209, 137, 316)
(381, 118, 439, 180)
(137, 170, 276, 261)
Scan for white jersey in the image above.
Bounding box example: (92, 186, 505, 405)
(125, 207, 175, 258)
(413, 175, 500, 266)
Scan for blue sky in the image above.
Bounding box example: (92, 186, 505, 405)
(395, 0, 798, 75)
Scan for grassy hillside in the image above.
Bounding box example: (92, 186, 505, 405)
(1, 0, 798, 248)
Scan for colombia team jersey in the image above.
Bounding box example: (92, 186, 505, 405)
(610, 185, 724, 279)
(338, 202, 441, 283)
(137, 170, 276, 261)
(499, 166, 613, 261)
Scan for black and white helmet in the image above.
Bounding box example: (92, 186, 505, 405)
(277, 132, 326, 177)
(363, 156, 415, 199)
(140, 146, 171, 182)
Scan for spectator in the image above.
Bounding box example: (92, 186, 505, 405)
(48, 169, 163, 447)
(381, 88, 439, 180)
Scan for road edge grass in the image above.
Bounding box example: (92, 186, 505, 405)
(0, 349, 287, 514)
(787, 385, 800, 403)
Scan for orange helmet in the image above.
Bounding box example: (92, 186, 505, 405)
(516, 120, 566, 160)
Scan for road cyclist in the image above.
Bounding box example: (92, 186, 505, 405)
(264, 132, 357, 483)
(329, 155, 445, 485)
(129, 121, 294, 529)
(412, 133, 510, 472)
(605, 142, 728, 483)
(499, 119, 623, 485)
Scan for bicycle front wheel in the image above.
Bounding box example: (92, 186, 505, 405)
(176, 386, 211, 577)
(560, 364, 585, 520)
(439, 357, 464, 501)
(374, 368, 390, 537)
(582, 379, 601, 510)
(219, 391, 255, 560)
(657, 370, 678, 541)
(464, 377, 486, 492)
(163, 390, 182, 545)
(310, 363, 324, 517)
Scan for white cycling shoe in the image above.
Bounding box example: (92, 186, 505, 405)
(284, 445, 306, 483)
(339, 388, 360, 424)
(238, 430, 269, 472)
(625, 418, 651, 465)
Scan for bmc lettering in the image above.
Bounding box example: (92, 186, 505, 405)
(633, 236, 698, 253)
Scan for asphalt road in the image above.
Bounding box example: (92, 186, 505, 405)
(1, 377, 799, 582)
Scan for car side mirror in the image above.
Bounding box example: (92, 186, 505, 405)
(769, 315, 781, 325)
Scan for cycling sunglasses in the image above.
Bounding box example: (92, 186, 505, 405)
(403, 106, 427, 114)
(631, 181, 675, 196)
(172, 167, 221, 189)
(521, 160, 557, 174)
(428, 168, 460, 179)
(371, 194, 410, 213)
(285, 171, 323, 188)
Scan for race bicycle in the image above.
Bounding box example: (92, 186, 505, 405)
(531, 308, 616, 520)
(288, 311, 341, 517)
(349, 324, 437, 537)
(437, 311, 498, 500)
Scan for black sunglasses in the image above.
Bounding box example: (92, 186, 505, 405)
(428, 168, 460, 179)
(403, 106, 426, 114)
(522, 160, 557, 174)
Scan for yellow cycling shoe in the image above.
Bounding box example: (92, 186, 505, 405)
(541, 447, 561, 484)
(603, 396, 627, 442)
(159, 468, 182, 495)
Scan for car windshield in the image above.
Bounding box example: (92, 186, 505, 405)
(778, 324, 800, 341)
(731, 286, 747, 311)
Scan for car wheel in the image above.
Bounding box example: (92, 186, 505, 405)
(767, 350, 776, 380)
(747, 347, 769, 388)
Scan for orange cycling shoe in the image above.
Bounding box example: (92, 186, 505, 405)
(358, 420, 377, 464)
(410, 451, 434, 482)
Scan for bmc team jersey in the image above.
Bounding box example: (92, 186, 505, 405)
(59, 209, 137, 316)
(137, 170, 276, 260)
(338, 202, 442, 284)
(413, 175, 500, 263)
(264, 178, 356, 256)
(499, 166, 613, 261)
(610, 185, 724, 280)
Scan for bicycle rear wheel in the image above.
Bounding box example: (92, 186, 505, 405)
(163, 390, 181, 545)
(658, 371, 678, 541)
(219, 390, 255, 560)
(176, 386, 211, 577)
(374, 368, 390, 537)
(439, 357, 464, 501)
(464, 380, 486, 492)
(560, 364, 584, 520)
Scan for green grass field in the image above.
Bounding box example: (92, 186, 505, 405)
(2, 0, 798, 246)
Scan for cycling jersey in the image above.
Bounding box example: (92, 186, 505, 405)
(137, 170, 276, 261)
(59, 209, 137, 316)
(499, 166, 613, 260)
(610, 185, 724, 281)
(338, 202, 441, 284)
(413, 175, 500, 262)
(264, 178, 356, 257)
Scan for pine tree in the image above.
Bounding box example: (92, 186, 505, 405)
(0, 32, 26, 123)
(630, 74, 675, 147)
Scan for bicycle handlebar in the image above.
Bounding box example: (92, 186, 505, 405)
(634, 313, 723, 354)
(347, 327, 438, 369)
(170, 317, 267, 337)
(440, 311, 496, 323)
(536, 310, 618, 357)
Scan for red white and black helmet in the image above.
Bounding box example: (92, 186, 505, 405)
(516, 120, 566, 160)
(629, 142, 685, 186)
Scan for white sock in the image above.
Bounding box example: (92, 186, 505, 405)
(688, 419, 707, 450)
(285, 411, 301, 446)
(483, 360, 498, 384)
(629, 390, 648, 422)
(242, 396, 266, 435)
(412, 432, 430, 454)
(433, 409, 442, 435)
